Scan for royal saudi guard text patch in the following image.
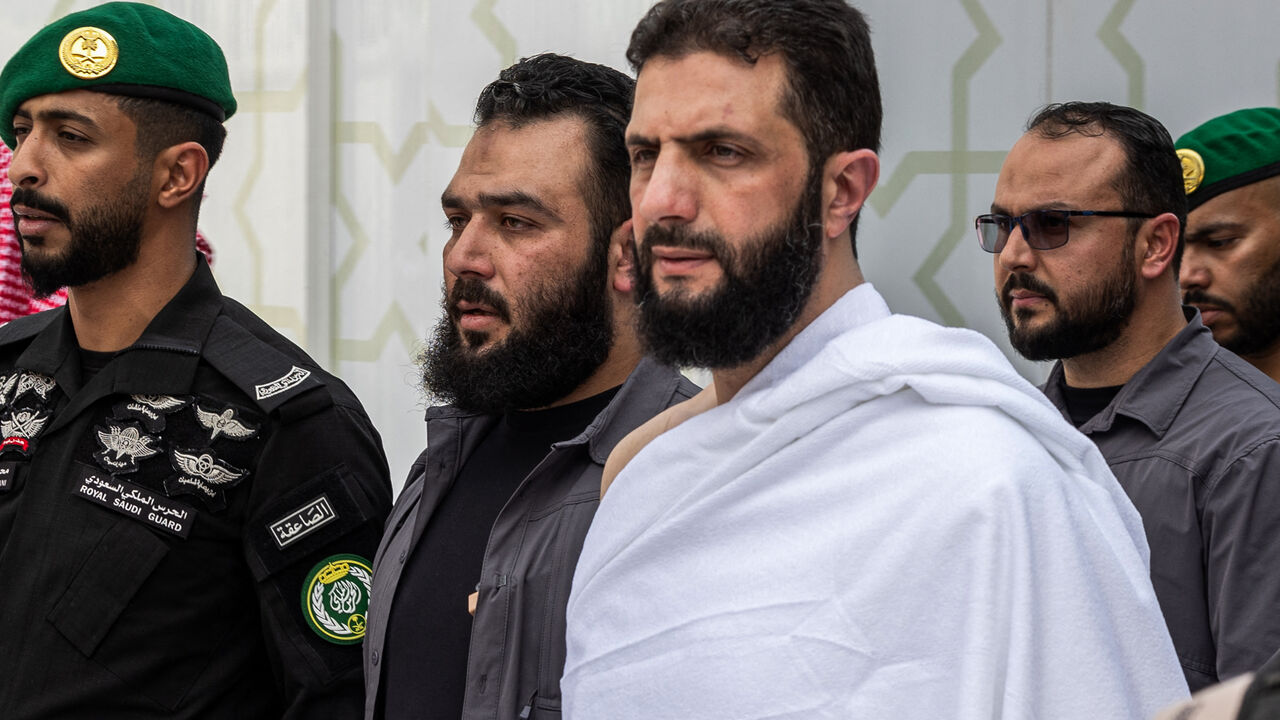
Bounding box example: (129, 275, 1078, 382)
(301, 554, 372, 645)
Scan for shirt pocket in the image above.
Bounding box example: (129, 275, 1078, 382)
(46, 517, 170, 658)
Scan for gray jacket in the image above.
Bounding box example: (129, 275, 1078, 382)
(1043, 311, 1280, 692)
(363, 358, 698, 719)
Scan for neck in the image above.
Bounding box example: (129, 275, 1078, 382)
(1242, 342, 1280, 384)
(712, 240, 863, 402)
(546, 311, 644, 408)
(67, 237, 198, 352)
(1061, 288, 1186, 388)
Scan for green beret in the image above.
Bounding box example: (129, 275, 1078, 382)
(0, 1, 236, 149)
(1175, 107, 1280, 211)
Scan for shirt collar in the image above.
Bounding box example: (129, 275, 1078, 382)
(15, 253, 223, 399)
(425, 356, 690, 466)
(1045, 307, 1215, 438)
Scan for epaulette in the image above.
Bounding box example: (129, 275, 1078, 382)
(200, 314, 333, 418)
(0, 307, 61, 347)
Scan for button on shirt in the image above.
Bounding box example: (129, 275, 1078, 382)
(1043, 310, 1280, 691)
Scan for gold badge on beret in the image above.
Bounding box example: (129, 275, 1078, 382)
(1177, 148, 1205, 195)
(58, 27, 119, 80)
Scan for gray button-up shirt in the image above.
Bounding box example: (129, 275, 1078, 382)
(1043, 311, 1280, 691)
(363, 358, 698, 720)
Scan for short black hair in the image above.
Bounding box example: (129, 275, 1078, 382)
(115, 95, 227, 227)
(627, 0, 882, 255)
(474, 53, 635, 250)
(1027, 102, 1187, 273)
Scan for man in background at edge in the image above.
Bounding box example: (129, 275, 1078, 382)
(986, 101, 1280, 690)
(0, 3, 391, 717)
(361, 54, 698, 720)
(561, 1, 1187, 718)
(1177, 107, 1280, 383)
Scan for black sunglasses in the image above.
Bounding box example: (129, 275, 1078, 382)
(974, 209, 1156, 253)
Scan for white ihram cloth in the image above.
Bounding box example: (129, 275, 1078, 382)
(563, 284, 1187, 719)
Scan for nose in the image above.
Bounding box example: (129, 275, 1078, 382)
(7, 133, 47, 189)
(443, 217, 496, 281)
(996, 221, 1037, 274)
(1179, 245, 1210, 292)
(633, 150, 697, 229)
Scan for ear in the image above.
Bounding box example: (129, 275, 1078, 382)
(154, 141, 210, 210)
(821, 148, 879, 241)
(609, 218, 636, 294)
(1138, 212, 1181, 280)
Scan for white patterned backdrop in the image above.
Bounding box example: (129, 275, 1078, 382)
(3, 1, 1278, 491)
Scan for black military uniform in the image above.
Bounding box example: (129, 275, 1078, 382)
(0, 257, 392, 718)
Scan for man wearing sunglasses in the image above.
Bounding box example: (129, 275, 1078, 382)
(983, 101, 1280, 692)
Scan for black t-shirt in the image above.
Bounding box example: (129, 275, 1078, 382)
(381, 388, 617, 720)
(1060, 381, 1123, 427)
(78, 348, 115, 385)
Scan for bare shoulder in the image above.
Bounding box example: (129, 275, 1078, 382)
(600, 385, 718, 497)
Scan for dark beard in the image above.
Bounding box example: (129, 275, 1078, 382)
(632, 167, 824, 369)
(418, 247, 613, 413)
(998, 240, 1137, 361)
(12, 170, 149, 298)
(1183, 253, 1280, 357)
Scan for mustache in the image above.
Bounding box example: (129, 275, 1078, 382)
(639, 224, 727, 256)
(447, 277, 511, 323)
(1182, 288, 1235, 314)
(10, 187, 71, 225)
(1001, 272, 1058, 305)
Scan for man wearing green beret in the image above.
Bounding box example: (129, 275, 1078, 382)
(0, 3, 392, 717)
(1177, 107, 1280, 383)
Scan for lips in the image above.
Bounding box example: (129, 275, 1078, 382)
(11, 204, 59, 222)
(651, 246, 711, 261)
(651, 245, 715, 276)
(452, 298, 507, 333)
(1005, 287, 1050, 312)
(1001, 272, 1057, 313)
(1190, 304, 1226, 325)
(11, 204, 65, 237)
(1182, 290, 1234, 327)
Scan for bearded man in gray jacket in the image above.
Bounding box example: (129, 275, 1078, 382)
(361, 54, 698, 720)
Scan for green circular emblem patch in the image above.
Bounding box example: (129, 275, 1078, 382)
(301, 554, 372, 645)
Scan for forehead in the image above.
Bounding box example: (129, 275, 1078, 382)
(1188, 176, 1280, 232)
(995, 130, 1127, 210)
(15, 88, 127, 125)
(629, 51, 801, 146)
(446, 116, 591, 212)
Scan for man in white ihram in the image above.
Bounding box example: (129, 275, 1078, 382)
(560, 0, 1188, 717)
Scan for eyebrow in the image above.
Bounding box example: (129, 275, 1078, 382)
(441, 189, 559, 220)
(987, 202, 1077, 215)
(14, 107, 102, 132)
(1186, 219, 1245, 241)
(626, 126, 757, 149)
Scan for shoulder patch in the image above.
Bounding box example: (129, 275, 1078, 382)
(300, 554, 372, 645)
(255, 366, 312, 400)
(269, 494, 338, 548)
(201, 315, 327, 412)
